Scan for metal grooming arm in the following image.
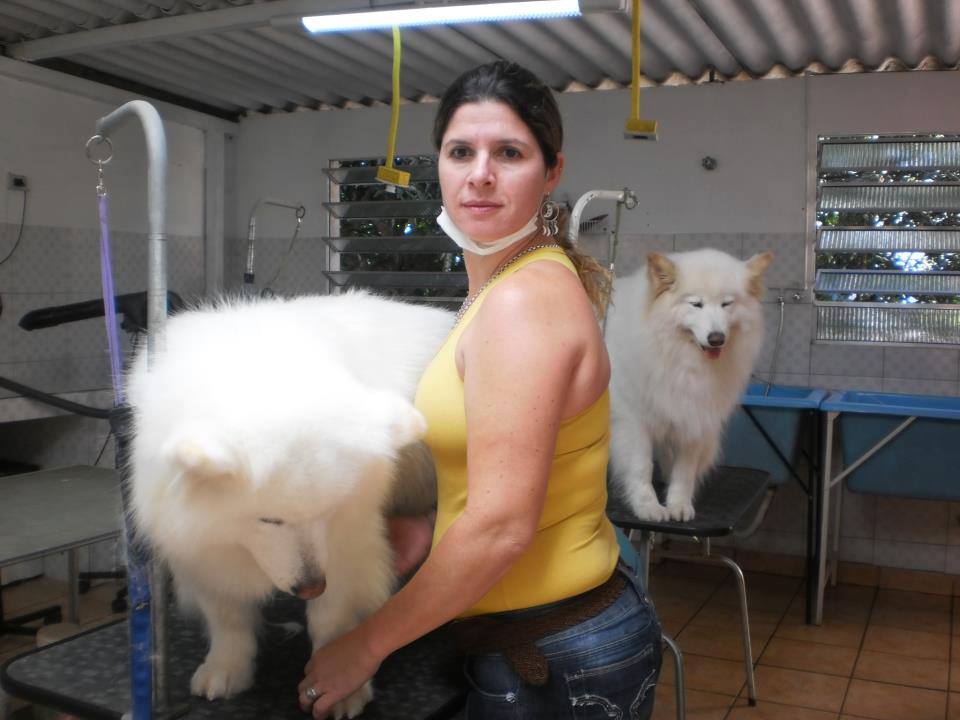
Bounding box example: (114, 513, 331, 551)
(94, 99, 172, 720)
(244, 198, 306, 288)
(568, 188, 638, 333)
(566, 188, 638, 246)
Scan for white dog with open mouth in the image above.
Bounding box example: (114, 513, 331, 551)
(606, 248, 772, 522)
(126, 291, 452, 718)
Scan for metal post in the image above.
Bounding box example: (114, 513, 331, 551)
(67, 548, 80, 624)
(95, 100, 169, 720)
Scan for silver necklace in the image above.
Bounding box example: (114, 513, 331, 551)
(454, 242, 559, 326)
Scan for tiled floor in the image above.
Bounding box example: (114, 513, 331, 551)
(648, 557, 960, 720)
(4, 561, 960, 720)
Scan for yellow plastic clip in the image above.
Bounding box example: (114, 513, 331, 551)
(624, 0, 658, 141)
(377, 26, 411, 190)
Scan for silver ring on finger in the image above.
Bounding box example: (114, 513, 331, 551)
(305, 687, 321, 702)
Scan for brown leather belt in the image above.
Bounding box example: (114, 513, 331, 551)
(451, 571, 627, 686)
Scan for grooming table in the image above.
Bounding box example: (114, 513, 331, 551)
(815, 390, 960, 625)
(0, 466, 121, 634)
(721, 384, 828, 624)
(1, 594, 467, 719)
(607, 466, 773, 542)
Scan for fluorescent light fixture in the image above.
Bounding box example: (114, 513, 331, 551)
(300, 0, 585, 33)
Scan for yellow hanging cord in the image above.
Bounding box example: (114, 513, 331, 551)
(376, 26, 411, 188)
(624, 0, 658, 140)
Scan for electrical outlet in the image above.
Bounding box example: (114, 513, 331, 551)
(7, 173, 27, 191)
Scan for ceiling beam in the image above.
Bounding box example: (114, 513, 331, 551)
(0, 55, 238, 131)
(6, 0, 373, 60)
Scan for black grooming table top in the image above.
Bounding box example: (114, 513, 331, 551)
(607, 466, 771, 537)
(1, 595, 465, 720)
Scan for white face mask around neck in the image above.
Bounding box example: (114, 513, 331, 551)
(436, 206, 540, 256)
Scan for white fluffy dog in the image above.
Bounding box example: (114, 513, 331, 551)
(126, 291, 452, 717)
(606, 249, 772, 522)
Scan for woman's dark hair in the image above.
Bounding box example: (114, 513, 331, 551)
(432, 60, 562, 169)
(432, 61, 612, 318)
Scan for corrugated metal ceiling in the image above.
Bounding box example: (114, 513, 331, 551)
(0, 0, 958, 121)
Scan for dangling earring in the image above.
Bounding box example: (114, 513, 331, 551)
(540, 196, 559, 238)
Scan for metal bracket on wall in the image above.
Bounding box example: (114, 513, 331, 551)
(764, 287, 813, 304)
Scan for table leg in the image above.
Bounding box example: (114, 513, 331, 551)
(805, 409, 817, 625)
(67, 548, 80, 624)
(815, 412, 837, 626)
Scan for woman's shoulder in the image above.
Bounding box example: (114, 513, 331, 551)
(475, 257, 599, 339)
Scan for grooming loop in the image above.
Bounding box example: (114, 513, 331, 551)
(85, 135, 114, 198)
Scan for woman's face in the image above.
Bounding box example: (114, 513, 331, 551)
(438, 100, 564, 244)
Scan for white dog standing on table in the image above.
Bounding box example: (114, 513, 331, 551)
(126, 291, 452, 718)
(606, 248, 772, 522)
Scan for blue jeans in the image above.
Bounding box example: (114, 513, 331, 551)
(462, 560, 662, 719)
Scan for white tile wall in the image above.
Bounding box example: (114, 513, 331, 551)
(875, 497, 950, 544)
(612, 233, 676, 277)
(874, 540, 947, 572)
(883, 347, 960, 381)
(729, 528, 806, 556)
(839, 486, 876, 540)
(674, 232, 743, 257)
(880, 377, 960, 396)
(811, 343, 885, 377)
(947, 504, 960, 547)
(809, 374, 885, 391)
(227, 234, 328, 297)
(742, 232, 806, 289)
(0, 224, 205, 410)
(839, 537, 875, 564)
(757, 303, 813, 377)
(755, 480, 808, 534)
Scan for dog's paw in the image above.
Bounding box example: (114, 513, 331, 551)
(330, 681, 374, 719)
(632, 501, 670, 522)
(666, 502, 696, 522)
(190, 660, 254, 700)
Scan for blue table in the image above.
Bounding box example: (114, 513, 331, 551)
(817, 390, 960, 624)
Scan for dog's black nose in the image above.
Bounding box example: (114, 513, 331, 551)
(707, 332, 725, 347)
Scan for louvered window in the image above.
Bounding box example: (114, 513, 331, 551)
(815, 134, 960, 345)
(322, 156, 464, 306)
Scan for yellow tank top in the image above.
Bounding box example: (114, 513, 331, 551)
(414, 246, 619, 617)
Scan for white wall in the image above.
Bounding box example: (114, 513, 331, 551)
(558, 77, 806, 235)
(232, 77, 805, 239)
(1, 74, 205, 236)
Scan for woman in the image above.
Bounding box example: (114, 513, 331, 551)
(300, 60, 661, 719)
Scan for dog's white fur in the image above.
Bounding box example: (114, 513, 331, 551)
(606, 249, 772, 522)
(126, 291, 452, 717)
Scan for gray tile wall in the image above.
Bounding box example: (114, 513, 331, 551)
(222, 234, 327, 295)
(0, 222, 204, 458)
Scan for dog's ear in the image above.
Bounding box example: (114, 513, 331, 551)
(647, 252, 677, 296)
(380, 394, 428, 451)
(342, 388, 428, 457)
(162, 425, 242, 488)
(745, 252, 774, 299)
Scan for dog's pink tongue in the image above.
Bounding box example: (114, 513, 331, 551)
(704, 347, 723, 360)
(296, 580, 326, 600)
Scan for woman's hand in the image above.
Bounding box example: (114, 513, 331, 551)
(298, 628, 382, 719)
